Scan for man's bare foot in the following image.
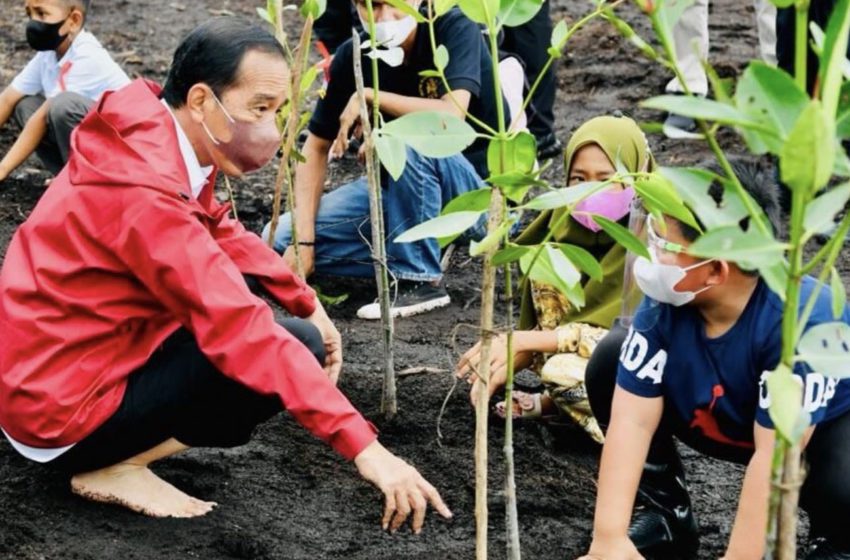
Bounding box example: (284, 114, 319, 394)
(71, 463, 217, 518)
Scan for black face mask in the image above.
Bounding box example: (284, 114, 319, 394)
(26, 18, 68, 52)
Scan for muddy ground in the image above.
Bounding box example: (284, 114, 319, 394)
(1, 0, 847, 558)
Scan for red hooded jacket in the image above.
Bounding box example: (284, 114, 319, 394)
(0, 80, 377, 460)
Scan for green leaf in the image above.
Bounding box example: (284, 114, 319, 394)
(434, 45, 449, 71)
(592, 215, 650, 259)
(300, 0, 327, 20)
(313, 285, 349, 306)
(734, 61, 808, 155)
(470, 217, 514, 257)
(768, 0, 795, 7)
(487, 131, 536, 177)
(375, 133, 408, 180)
(759, 262, 789, 301)
(381, 111, 477, 158)
(643, 95, 761, 127)
(523, 181, 605, 210)
(457, 0, 499, 25)
(798, 322, 850, 379)
(442, 187, 491, 214)
(492, 244, 530, 266)
(395, 210, 484, 243)
(300, 64, 320, 94)
(381, 0, 427, 21)
(558, 243, 603, 282)
(835, 81, 850, 138)
(804, 182, 850, 235)
(550, 19, 568, 50)
(688, 225, 787, 269)
(257, 7, 274, 24)
(780, 101, 836, 194)
(660, 166, 749, 229)
(547, 244, 581, 287)
(435, 0, 459, 16)
(418, 69, 442, 78)
(656, 0, 695, 49)
(498, 0, 543, 27)
(520, 246, 585, 309)
(819, 0, 850, 117)
(766, 365, 804, 442)
(635, 174, 701, 232)
(831, 267, 847, 320)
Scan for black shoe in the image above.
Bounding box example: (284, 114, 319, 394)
(356, 280, 450, 319)
(662, 111, 702, 140)
(807, 539, 850, 560)
(535, 132, 563, 161)
(628, 457, 700, 558)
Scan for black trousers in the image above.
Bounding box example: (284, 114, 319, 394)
(50, 318, 325, 474)
(500, 0, 556, 140)
(585, 322, 850, 546)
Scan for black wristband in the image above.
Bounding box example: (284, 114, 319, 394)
(296, 241, 315, 246)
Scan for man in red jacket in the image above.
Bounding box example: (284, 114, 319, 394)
(0, 17, 450, 531)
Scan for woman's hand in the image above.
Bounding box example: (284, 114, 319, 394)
(354, 440, 453, 533)
(577, 536, 644, 560)
(455, 332, 534, 406)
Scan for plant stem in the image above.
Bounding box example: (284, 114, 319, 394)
(795, 1, 810, 93)
(357, 6, 397, 419)
(503, 205, 521, 560)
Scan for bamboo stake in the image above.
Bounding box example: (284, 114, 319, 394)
(352, 30, 396, 419)
(503, 248, 521, 559)
(266, 1, 313, 279)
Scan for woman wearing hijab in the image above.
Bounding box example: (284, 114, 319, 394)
(455, 114, 654, 442)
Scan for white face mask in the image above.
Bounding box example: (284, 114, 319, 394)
(633, 247, 715, 307)
(360, 14, 417, 49)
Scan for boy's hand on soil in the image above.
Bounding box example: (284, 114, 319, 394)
(305, 303, 343, 384)
(353, 440, 452, 534)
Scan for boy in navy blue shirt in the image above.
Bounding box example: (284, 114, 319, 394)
(578, 162, 850, 560)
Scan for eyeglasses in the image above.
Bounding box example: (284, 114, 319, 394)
(645, 214, 685, 255)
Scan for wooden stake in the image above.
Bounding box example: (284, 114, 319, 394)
(353, 31, 397, 419)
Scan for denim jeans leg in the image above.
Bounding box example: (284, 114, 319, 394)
(384, 148, 484, 282)
(261, 177, 375, 277)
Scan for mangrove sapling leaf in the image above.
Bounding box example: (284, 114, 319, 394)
(780, 101, 836, 194)
(688, 225, 787, 269)
(498, 0, 543, 28)
(660, 166, 750, 229)
(524, 181, 605, 210)
(834, 82, 850, 138)
(381, 111, 478, 157)
(803, 182, 850, 236)
(758, 262, 790, 302)
(487, 132, 537, 177)
(458, 0, 498, 25)
(395, 210, 484, 243)
(492, 244, 530, 266)
(375, 134, 407, 180)
(558, 243, 603, 282)
(635, 174, 701, 232)
(549, 19, 567, 54)
(443, 187, 492, 214)
(520, 246, 585, 309)
(471, 217, 516, 257)
(818, 0, 850, 118)
(435, 0, 458, 17)
(734, 61, 807, 155)
(768, 0, 795, 8)
(547, 243, 581, 287)
(300, 64, 321, 93)
(643, 95, 762, 128)
(766, 365, 804, 442)
(654, 0, 694, 52)
(592, 215, 651, 260)
(300, 0, 326, 19)
(382, 0, 428, 21)
(831, 267, 847, 320)
(797, 322, 850, 379)
(434, 44, 450, 71)
(257, 7, 274, 24)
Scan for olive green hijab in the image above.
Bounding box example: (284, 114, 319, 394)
(518, 115, 655, 330)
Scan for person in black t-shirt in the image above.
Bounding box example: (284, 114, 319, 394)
(263, 0, 507, 319)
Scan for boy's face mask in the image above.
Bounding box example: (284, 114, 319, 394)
(26, 12, 73, 52)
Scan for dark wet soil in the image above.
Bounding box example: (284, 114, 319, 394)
(1, 0, 847, 558)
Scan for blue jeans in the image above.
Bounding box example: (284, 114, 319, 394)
(263, 148, 485, 282)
